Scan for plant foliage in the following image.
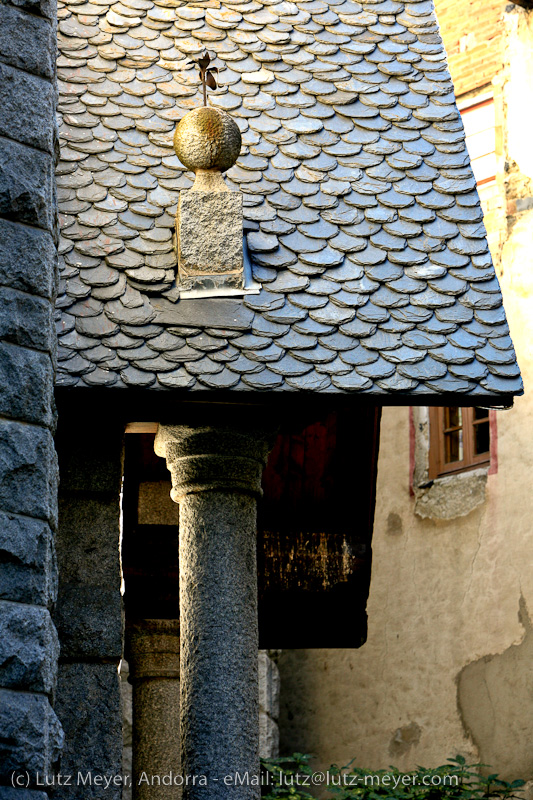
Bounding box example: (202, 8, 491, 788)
(260, 754, 526, 800)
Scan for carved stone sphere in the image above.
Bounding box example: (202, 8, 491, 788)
(173, 107, 242, 174)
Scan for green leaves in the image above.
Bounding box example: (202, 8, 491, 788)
(260, 755, 525, 800)
(261, 754, 316, 800)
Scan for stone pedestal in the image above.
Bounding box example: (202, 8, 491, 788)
(154, 420, 276, 800)
(126, 620, 180, 800)
(176, 190, 244, 293)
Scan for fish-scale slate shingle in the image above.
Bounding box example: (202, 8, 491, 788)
(55, 0, 523, 399)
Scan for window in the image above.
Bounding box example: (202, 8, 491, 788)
(460, 96, 496, 186)
(428, 407, 491, 479)
(458, 95, 505, 258)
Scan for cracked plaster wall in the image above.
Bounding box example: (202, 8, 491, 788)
(458, 597, 533, 781)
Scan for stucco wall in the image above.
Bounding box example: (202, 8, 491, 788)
(278, 141, 533, 788)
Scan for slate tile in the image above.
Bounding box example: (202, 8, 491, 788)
(434, 304, 473, 324)
(357, 355, 396, 378)
(331, 370, 373, 390)
(480, 373, 523, 395)
(397, 354, 447, 380)
(289, 293, 329, 310)
(460, 287, 501, 311)
(293, 316, 335, 335)
(252, 316, 291, 337)
(430, 342, 473, 364)
(267, 353, 313, 376)
(389, 305, 433, 323)
(490, 334, 514, 351)
(476, 342, 517, 365)
(382, 344, 427, 363)
(428, 273, 466, 295)
(486, 362, 521, 378)
(196, 367, 241, 388)
(286, 372, 332, 390)
(403, 330, 445, 349)
(241, 368, 284, 388)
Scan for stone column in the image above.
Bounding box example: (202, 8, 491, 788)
(126, 620, 180, 800)
(154, 420, 276, 800)
(52, 419, 124, 800)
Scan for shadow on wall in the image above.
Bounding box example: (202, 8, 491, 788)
(458, 596, 533, 781)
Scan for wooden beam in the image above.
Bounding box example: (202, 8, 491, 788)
(125, 422, 158, 434)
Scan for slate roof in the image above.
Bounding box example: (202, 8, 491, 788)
(55, 0, 523, 399)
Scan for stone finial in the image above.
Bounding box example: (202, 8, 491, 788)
(173, 107, 241, 192)
(174, 101, 244, 293)
(173, 51, 241, 192)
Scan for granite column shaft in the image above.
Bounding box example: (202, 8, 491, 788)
(155, 421, 275, 800)
(126, 619, 181, 800)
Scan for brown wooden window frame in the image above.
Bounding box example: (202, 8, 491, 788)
(428, 407, 491, 480)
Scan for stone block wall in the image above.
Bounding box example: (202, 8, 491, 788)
(120, 662, 133, 800)
(0, 0, 63, 794)
(259, 651, 281, 760)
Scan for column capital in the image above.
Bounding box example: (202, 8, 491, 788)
(154, 421, 277, 502)
(126, 619, 180, 681)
